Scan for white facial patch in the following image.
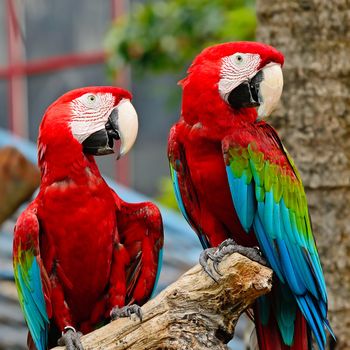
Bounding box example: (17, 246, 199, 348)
(218, 53, 261, 100)
(70, 92, 115, 143)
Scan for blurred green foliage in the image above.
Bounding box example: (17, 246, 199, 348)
(106, 0, 256, 211)
(156, 177, 180, 211)
(105, 0, 256, 76)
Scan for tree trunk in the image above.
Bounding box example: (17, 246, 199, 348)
(256, 1, 350, 348)
(52, 253, 272, 350)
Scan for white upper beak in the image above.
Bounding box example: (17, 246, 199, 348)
(116, 99, 138, 158)
(257, 63, 283, 118)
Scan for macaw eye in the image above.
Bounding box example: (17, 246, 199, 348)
(87, 94, 96, 103)
(233, 54, 245, 65)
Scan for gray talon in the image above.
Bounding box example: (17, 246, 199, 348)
(110, 304, 143, 322)
(199, 247, 219, 282)
(213, 260, 222, 276)
(218, 238, 237, 249)
(58, 328, 83, 350)
(213, 239, 267, 271)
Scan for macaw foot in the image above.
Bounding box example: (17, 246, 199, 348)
(212, 238, 267, 276)
(110, 304, 143, 322)
(199, 239, 266, 282)
(57, 326, 83, 350)
(199, 247, 220, 282)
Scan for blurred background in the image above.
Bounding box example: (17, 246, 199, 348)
(0, 0, 255, 197)
(0, 0, 349, 349)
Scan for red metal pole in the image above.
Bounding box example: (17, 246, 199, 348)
(0, 52, 106, 78)
(6, 0, 27, 137)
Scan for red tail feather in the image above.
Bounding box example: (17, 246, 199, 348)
(27, 332, 37, 350)
(254, 306, 310, 350)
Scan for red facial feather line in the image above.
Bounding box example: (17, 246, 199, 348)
(219, 53, 261, 98)
(69, 92, 116, 143)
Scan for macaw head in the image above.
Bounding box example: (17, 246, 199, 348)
(180, 42, 284, 126)
(39, 86, 138, 159)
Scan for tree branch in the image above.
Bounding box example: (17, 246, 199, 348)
(53, 253, 272, 350)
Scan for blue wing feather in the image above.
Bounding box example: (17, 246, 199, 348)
(170, 165, 191, 225)
(275, 237, 305, 295)
(226, 166, 255, 232)
(151, 248, 163, 298)
(15, 258, 48, 350)
(273, 201, 283, 240)
(263, 191, 274, 237)
(253, 213, 285, 282)
(274, 283, 298, 346)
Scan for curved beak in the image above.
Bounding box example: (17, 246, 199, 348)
(227, 63, 283, 118)
(82, 99, 138, 158)
(256, 63, 283, 118)
(113, 98, 138, 159)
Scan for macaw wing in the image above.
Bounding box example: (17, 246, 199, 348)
(223, 123, 331, 349)
(13, 203, 51, 350)
(115, 198, 164, 304)
(168, 124, 210, 249)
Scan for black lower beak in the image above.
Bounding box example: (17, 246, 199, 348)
(82, 108, 120, 156)
(228, 70, 263, 109)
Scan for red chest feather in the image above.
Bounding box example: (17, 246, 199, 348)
(37, 176, 116, 321)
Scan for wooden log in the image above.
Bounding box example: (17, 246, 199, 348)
(0, 146, 40, 225)
(53, 253, 272, 350)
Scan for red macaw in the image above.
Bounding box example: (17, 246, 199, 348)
(168, 42, 334, 349)
(13, 87, 164, 350)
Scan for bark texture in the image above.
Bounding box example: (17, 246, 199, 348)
(52, 253, 272, 350)
(256, 1, 350, 347)
(0, 147, 39, 225)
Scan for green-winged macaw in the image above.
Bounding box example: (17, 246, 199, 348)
(13, 86, 164, 350)
(168, 42, 334, 350)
